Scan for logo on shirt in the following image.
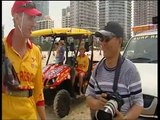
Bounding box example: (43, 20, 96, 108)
(31, 57, 36, 68)
(31, 57, 36, 62)
(31, 63, 35, 68)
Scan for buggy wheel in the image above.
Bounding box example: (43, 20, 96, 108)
(43, 88, 54, 106)
(53, 89, 70, 118)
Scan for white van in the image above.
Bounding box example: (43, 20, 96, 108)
(123, 24, 157, 118)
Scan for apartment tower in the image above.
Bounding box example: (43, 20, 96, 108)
(62, 6, 70, 28)
(34, 16, 54, 30)
(34, 1, 49, 21)
(133, 0, 157, 26)
(99, 1, 132, 40)
(70, 1, 98, 32)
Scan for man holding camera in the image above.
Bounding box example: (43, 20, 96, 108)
(85, 21, 143, 120)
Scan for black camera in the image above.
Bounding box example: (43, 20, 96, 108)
(2, 42, 20, 91)
(94, 92, 124, 120)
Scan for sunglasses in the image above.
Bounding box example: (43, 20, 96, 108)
(95, 30, 116, 42)
(99, 36, 115, 42)
(19, 2, 36, 9)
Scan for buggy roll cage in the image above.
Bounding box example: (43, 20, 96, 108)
(31, 28, 95, 67)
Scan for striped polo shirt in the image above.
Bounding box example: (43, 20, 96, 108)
(85, 58, 143, 113)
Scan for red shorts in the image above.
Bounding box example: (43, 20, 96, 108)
(76, 68, 86, 77)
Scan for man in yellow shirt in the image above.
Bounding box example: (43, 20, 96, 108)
(72, 47, 89, 96)
(2, 1, 46, 119)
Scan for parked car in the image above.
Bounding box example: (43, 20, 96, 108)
(123, 24, 157, 118)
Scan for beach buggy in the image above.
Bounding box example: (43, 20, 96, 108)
(32, 28, 95, 118)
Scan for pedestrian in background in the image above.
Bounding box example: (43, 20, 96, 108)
(55, 39, 65, 65)
(52, 42, 59, 56)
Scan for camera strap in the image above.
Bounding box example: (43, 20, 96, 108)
(4, 58, 13, 84)
(94, 57, 105, 93)
(4, 58, 9, 85)
(94, 54, 125, 93)
(113, 55, 125, 92)
(3, 42, 20, 88)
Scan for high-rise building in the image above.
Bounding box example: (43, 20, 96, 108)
(99, 1, 132, 40)
(133, 0, 157, 26)
(62, 6, 70, 28)
(33, 16, 54, 43)
(34, 1, 49, 21)
(70, 1, 98, 32)
(34, 16, 54, 30)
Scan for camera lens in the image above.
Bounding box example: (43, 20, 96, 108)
(95, 110, 112, 120)
(94, 99, 118, 120)
(104, 99, 118, 116)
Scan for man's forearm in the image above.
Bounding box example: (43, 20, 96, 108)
(86, 95, 107, 110)
(86, 96, 98, 110)
(125, 104, 143, 120)
(37, 106, 46, 120)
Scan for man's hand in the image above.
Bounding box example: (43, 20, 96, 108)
(86, 93, 108, 110)
(37, 106, 46, 120)
(95, 93, 108, 109)
(113, 110, 126, 120)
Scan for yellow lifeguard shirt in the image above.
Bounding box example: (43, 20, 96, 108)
(76, 54, 89, 72)
(3, 29, 44, 106)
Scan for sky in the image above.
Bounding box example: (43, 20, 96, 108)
(2, 1, 70, 36)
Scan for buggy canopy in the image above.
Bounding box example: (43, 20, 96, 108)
(31, 28, 94, 37)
